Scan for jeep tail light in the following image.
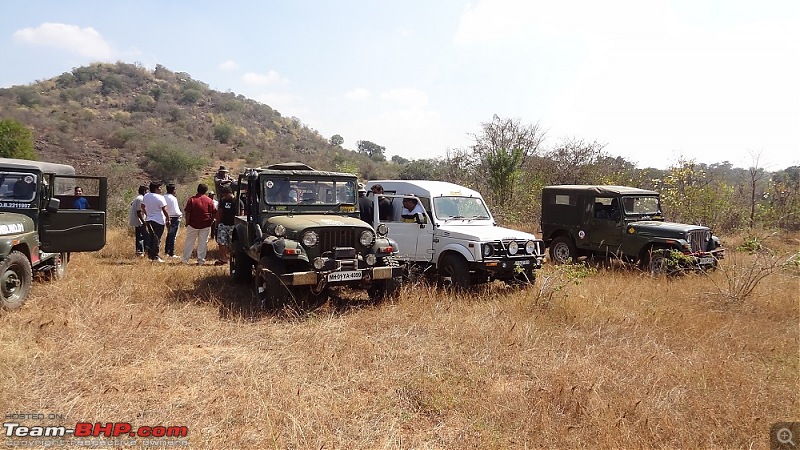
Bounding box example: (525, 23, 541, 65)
(378, 245, 394, 253)
(283, 248, 301, 255)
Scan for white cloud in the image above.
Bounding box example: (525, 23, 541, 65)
(379, 88, 429, 108)
(345, 88, 370, 101)
(242, 70, 288, 86)
(12, 22, 113, 59)
(219, 60, 240, 71)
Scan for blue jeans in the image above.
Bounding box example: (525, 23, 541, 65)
(135, 225, 147, 254)
(147, 221, 165, 260)
(165, 217, 181, 256)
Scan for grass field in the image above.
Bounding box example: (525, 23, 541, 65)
(1, 228, 798, 449)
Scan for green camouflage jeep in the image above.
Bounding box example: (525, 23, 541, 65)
(0, 158, 107, 310)
(540, 185, 724, 273)
(229, 162, 403, 309)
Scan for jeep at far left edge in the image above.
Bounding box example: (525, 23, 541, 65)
(0, 157, 107, 310)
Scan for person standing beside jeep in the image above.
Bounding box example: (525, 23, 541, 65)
(182, 183, 216, 265)
(128, 185, 148, 256)
(214, 185, 240, 266)
(371, 184, 393, 222)
(141, 182, 170, 263)
(214, 165, 234, 195)
(163, 183, 183, 258)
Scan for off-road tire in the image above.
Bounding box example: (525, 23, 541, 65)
(549, 236, 576, 264)
(254, 257, 289, 310)
(0, 251, 33, 310)
(230, 242, 252, 283)
(368, 276, 402, 303)
(438, 253, 470, 289)
(643, 248, 680, 276)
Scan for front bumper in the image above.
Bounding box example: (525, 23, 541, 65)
(474, 256, 543, 277)
(683, 248, 725, 269)
(271, 265, 404, 286)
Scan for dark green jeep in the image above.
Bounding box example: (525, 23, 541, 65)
(541, 185, 724, 273)
(0, 158, 107, 310)
(230, 163, 403, 309)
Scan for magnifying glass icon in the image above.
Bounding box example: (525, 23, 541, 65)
(778, 428, 796, 447)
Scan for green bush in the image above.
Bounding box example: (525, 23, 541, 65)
(144, 144, 206, 182)
(0, 118, 37, 159)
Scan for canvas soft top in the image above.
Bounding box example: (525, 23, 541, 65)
(542, 185, 658, 196)
(0, 157, 76, 176)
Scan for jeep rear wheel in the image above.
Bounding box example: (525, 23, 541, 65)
(549, 236, 576, 264)
(439, 254, 470, 289)
(0, 251, 33, 310)
(45, 252, 68, 281)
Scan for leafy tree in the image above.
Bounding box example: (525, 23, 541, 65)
(399, 158, 440, 180)
(391, 155, 409, 165)
(144, 143, 205, 182)
(0, 118, 37, 159)
(356, 140, 386, 161)
(214, 122, 234, 144)
(16, 87, 40, 107)
(471, 115, 545, 205)
(330, 134, 344, 146)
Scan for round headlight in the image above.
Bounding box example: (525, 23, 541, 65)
(359, 230, 375, 247)
(273, 224, 286, 237)
(313, 257, 325, 270)
(482, 243, 494, 257)
(507, 241, 519, 256)
(525, 240, 536, 254)
(365, 254, 377, 266)
(302, 231, 318, 247)
(376, 223, 389, 236)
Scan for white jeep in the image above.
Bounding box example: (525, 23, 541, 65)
(364, 180, 545, 287)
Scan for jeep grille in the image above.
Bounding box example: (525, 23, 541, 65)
(314, 228, 363, 252)
(688, 230, 706, 253)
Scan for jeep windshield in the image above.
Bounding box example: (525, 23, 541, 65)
(433, 196, 491, 221)
(0, 172, 38, 203)
(263, 177, 356, 207)
(622, 196, 662, 217)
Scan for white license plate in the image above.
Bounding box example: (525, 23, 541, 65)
(515, 260, 531, 266)
(327, 270, 363, 282)
(698, 257, 715, 265)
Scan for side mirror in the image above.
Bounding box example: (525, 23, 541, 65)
(415, 212, 427, 225)
(46, 197, 60, 213)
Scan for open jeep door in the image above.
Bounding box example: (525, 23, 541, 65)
(39, 175, 107, 252)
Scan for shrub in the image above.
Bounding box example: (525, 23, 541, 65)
(143, 143, 206, 182)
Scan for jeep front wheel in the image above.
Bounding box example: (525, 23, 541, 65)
(439, 254, 470, 289)
(0, 251, 33, 310)
(368, 276, 402, 303)
(549, 236, 576, 264)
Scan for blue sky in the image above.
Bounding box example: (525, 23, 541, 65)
(2, 0, 798, 170)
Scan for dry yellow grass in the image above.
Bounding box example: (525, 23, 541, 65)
(1, 228, 798, 449)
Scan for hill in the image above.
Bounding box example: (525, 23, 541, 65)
(0, 62, 396, 221)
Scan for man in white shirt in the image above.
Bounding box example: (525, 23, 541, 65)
(127, 185, 147, 256)
(140, 182, 170, 262)
(164, 183, 183, 258)
(401, 197, 427, 223)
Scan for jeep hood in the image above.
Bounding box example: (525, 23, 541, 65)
(0, 212, 34, 235)
(628, 220, 710, 235)
(268, 214, 370, 230)
(437, 223, 538, 242)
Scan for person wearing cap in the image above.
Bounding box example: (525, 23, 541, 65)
(214, 165, 234, 195)
(358, 184, 372, 224)
(140, 182, 170, 262)
(163, 183, 183, 258)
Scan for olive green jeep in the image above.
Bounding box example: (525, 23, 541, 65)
(0, 158, 107, 310)
(229, 163, 403, 309)
(541, 185, 724, 273)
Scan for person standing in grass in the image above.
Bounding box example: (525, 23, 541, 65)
(140, 182, 170, 263)
(214, 185, 241, 266)
(182, 183, 216, 265)
(163, 183, 183, 258)
(128, 185, 148, 256)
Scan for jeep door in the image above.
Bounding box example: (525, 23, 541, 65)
(375, 194, 433, 262)
(587, 196, 623, 253)
(39, 175, 107, 252)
